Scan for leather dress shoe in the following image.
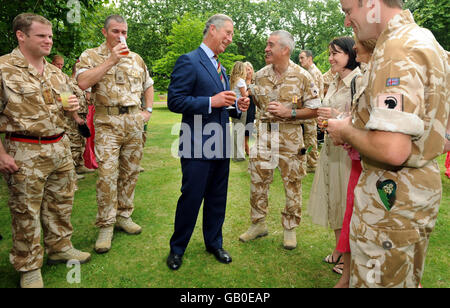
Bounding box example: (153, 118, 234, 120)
(167, 252, 183, 270)
(207, 248, 232, 264)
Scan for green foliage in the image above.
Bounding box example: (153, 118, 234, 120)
(119, 0, 351, 91)
(0, 0, 110, 75)
(151, 13, 245, 91)
(152, 13, 205, 90)
(405, 0, 450, 50)
(314, 50, 331, 74)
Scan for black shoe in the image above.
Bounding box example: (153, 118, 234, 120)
(206, 248, 232, 264)
(167, 252, 183, 270)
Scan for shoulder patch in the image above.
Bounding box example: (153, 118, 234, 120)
(377, 93, 403, 111)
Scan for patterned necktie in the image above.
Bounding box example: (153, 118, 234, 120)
(214, 55, 225, 89)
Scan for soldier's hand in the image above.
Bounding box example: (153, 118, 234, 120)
(211, 91, 236, 108)
(327, 117, 351, 146)
(267, 101, 290, 118)
(109, 43, 129, 64)
(62, 95, 80, 112)
(142, 110, 152, 122)
(0, 152, 19, 174)
(317, 107, 340, 119)
(237, 97, 250, 112)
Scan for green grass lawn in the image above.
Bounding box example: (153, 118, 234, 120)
(0, 104, 448, 288)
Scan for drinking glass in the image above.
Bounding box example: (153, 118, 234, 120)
(59, 84, 72, 108)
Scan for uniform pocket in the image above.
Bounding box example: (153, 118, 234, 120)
(355, 222, 423, 287)
(3, 81, 42, 116)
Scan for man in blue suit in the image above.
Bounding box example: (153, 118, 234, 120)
(167, 14, 249, 270)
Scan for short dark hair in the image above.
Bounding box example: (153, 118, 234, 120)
(13, 13, 51, 36)
(104, 14, 126, 31)
(329, 36, 359, 70)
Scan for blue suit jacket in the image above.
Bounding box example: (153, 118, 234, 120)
(168, 47, 240, 160)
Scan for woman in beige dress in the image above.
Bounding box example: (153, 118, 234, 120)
(307, 36, 361, 270)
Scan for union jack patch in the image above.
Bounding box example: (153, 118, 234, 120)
(386, 78, 400, 87)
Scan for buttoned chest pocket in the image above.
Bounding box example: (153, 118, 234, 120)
(127, 70, 143, 93)
(279, 86, 301, 108)
(3, 81, 43, 118)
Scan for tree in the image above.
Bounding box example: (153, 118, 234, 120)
(0, 0, 109, 74)
(405, 0, 449, 50)
(152, 13, 244, 90)
(119, 0, 351, 91)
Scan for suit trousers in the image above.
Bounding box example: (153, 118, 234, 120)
(170, 158, 230, 255)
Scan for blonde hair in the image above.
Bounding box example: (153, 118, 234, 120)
(244, 61, 255, 84)
(229, 61, 247, 90)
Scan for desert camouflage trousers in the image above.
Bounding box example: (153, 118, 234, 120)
(3, 136, 76, 272)
(94, 112, 145, 228)
(248, 123, 306, 230)
(349, 162, 441, 288)
(302, 119, 319, 170)
(66, 113, 87, 168)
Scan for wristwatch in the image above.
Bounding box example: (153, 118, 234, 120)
(146, 107, 153, 113)
(446, 132, 450, 141)
(291, 108, 297, 119)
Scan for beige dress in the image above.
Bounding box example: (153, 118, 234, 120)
(307, 67, 361, 230)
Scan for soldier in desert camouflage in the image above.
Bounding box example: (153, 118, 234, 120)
(299, 50, 324, 173)
(327, 0, 449, 287)
(0, 13, 91, 288)
(77, 14, 154, 254)
(240, 30, 321, 250)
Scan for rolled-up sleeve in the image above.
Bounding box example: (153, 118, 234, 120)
(366, 48, 429, 140)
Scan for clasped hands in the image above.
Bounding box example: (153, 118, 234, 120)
(211, 91, 250, 112)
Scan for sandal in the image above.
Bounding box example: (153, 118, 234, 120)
(332, 261, 344, 275)
(323, 253, 342, 265)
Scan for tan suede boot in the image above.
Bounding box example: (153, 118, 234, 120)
(48, 247, 91, 265)
(95, 226, 114, 254)
(283, 229, 297, 250)
(115, 216, 142, 235)
(20, 269, 44, 288)
(239, 222, 268, 242)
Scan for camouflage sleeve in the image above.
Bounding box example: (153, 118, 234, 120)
(75, 50, 93, 79)
(302, 74, 321, 109)
(365, 45, 428, 139)
(142, 65, 154, 91)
